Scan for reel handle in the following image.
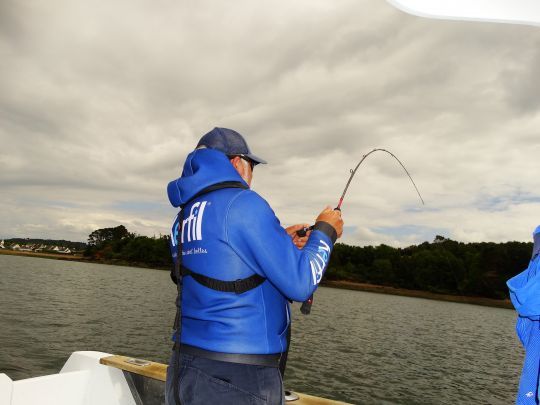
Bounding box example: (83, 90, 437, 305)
(296, 225, 314, 237)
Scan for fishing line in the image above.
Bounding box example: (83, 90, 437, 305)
(336, 148, 424, 210)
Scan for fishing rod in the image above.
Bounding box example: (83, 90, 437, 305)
(297, 148, 425, 315)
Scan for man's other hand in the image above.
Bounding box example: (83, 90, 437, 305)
(316, 206, 344, 238)
(285, 223, 311, 249)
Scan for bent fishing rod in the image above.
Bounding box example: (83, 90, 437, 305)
(297, 148, 425, 315)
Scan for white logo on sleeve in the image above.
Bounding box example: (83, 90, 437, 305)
(310, 240, 331, 285)
(181, 201, 208, 243)
(171, 219, 179, 248)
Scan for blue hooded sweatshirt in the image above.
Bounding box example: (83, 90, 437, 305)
(167, 148, 337, 355)
(507, 226, 540, 404)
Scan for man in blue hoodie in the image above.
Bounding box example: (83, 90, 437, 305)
(165, 127, 343, 405)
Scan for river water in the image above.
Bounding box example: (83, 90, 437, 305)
(0, 255, 523, 404)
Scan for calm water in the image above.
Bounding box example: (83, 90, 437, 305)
(0, 255, 523, 404)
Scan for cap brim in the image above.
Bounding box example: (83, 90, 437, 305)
(245, 153, 267, 165)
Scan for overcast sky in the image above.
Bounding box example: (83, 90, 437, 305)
(1, 0, 539, 247)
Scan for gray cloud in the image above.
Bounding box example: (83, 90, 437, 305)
(500, 43, 540, 114)
(1, 0, 540, 246)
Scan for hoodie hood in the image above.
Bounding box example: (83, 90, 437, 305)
(167, 148, 247, 208)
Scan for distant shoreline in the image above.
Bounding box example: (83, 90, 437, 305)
(1, 249, 513, 310)
(0, 249, 88, 262)
(0, 249, 167, 270)
(321, 280, 513, 309)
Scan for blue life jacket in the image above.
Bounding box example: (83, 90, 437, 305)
(166, 149, 337, 355)
(507, 226, 540, 404)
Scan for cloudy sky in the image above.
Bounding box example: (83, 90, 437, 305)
(1, 0, 539, 247)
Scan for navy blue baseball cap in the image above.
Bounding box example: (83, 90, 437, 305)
(196, 127, 267, 165)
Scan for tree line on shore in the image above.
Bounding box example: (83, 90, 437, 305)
(84, 225, 171, 268)
(326, 235, 531, 299)
(84, 226, 532, 300)
(4, 238, 86, 251)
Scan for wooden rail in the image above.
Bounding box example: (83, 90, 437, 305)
(100, 355, 351, 404)
(100, 355, 167, 382)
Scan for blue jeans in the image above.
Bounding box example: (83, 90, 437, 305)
(165, 350, 285, 405)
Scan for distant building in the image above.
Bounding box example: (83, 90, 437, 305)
(0, 240, 4, 249)
(11, 244, 21, 251)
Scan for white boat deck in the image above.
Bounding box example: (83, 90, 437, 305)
(0, 351, 351, 405)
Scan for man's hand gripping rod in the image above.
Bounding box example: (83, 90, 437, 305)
(296, 148, 425, 315)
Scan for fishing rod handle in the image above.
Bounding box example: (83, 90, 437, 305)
(300, 295, 313, 315)
(298, 207, 341, 313)
(298, 205, 340, 314)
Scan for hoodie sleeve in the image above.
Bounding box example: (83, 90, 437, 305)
(225, 190, 337, 302)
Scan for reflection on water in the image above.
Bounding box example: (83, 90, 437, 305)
(0, 255, 523, 404)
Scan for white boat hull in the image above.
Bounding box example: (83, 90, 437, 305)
(1, 352, 136, 405)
